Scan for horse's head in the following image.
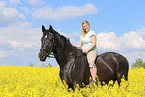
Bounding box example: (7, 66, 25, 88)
(38, 25, 54, 61)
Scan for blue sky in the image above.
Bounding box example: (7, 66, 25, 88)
(0, 0, 145, 67)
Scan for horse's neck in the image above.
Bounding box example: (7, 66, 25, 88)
(53, 34, 75, 66)
(55, 33, 74, 52)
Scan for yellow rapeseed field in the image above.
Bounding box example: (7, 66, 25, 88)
(0, 66, 145, 97)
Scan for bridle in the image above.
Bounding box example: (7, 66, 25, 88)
(40, 34, 55, 58)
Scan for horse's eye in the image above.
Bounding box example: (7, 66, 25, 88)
(49, 35, 53, 39)
(48, 33, 53, 40)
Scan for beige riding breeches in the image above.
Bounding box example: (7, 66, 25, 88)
(87, 50, 98, 68)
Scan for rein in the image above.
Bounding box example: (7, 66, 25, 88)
(48, 52, 86, 58)
(47, 37, 86, 58)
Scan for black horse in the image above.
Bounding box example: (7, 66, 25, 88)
(38, 25, 129, 90)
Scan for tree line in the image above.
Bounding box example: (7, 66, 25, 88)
(29, 63, 52, 67)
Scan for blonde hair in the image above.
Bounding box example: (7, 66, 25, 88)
(81, 20, 90, 36)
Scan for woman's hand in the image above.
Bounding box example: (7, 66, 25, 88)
(77, 46, 81, 49)
(82, 49, 88, 54)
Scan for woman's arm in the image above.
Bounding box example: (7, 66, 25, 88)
(77, 39, 82, 49)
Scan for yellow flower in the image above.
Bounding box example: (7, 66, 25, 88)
(0, 66, 145, 96)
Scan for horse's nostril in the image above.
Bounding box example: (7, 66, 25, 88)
(39, 51, 45, 58)
(39, 51, 47, 62)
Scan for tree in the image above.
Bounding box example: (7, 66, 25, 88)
(47, 63, 52, 67)
(29, 63, 34, 67)
(131, 58, 145, 69)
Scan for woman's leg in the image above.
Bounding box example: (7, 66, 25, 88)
(90, 67, 97, 81)
(87, 50, 98, 81)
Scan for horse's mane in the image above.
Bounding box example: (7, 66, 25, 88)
(53, 30, 78, 51)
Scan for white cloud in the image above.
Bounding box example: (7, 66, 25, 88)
(32, 4, 98, 20)
(0, 50, 14, 58)
(7, 0, 21, 5)
(24, 0, 43, 6)
(68, 31, 80, 37)
(61, 31, 80, 38)
(97, 32, 121, 50)
(97, 28, 145, 51)
(20, 7, 31, 15)
(0, 22, 41, 55)
(7, 40, 21, 48)
(120, 31, 145, 49)
(15, 22, 33, 28)
(136, 27, 145, 39)
(0, 1, 5, 6)
(0, 1, 26, 27)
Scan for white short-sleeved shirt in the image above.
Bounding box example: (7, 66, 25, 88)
(80, 30, 97, 51)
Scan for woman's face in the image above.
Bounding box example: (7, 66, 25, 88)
(83, 23, 90, 33)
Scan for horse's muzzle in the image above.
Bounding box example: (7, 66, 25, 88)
(38, 51, 47, 61)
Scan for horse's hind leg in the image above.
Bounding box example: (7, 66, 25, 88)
(117, 78, 121, 86)
(125, 74, 128, 81)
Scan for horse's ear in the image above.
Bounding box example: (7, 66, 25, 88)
(42, 25, 46, 32)
(49, 25, 53, 30)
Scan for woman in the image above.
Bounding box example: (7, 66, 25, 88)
(77, 20, 97, 84)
